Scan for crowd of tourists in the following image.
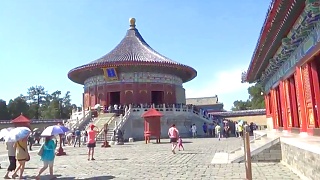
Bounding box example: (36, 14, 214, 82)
(3, 124, 99, 179)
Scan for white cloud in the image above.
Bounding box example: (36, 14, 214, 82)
(184, 67, 251, 110)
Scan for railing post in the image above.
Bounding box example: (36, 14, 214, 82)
(244, 131, 252, 180)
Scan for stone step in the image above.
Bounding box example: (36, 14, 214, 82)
(211, 136, 280, 164)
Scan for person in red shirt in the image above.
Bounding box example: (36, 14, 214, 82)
(87, 124, 99, 160)
(168, 124, 179, 154)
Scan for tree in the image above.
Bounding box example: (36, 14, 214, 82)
(0, 86, 76, 120)
(27, 86, 47, 119)
(231, 100, 251, 111)
(231, 83, 265, 111)
(7, 95, 30, 119)
(248, 83, 265, 109)
(0, 99, 10, 120)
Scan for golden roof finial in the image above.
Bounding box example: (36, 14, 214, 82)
(129, 18, 136, 29)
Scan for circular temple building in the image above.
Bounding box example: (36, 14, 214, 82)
(68, 18, 197, 110)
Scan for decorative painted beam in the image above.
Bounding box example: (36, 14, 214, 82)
(264, 21, 320, 92)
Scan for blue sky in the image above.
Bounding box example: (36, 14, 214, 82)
(0, 0, 270, 110)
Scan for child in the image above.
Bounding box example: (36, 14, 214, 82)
(178, 136, 184, 151)
(36, 136, 57, 180)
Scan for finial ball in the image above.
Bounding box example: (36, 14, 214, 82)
(129, 18, 136, 26)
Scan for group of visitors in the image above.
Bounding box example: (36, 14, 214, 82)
(4, 124, 99, 179)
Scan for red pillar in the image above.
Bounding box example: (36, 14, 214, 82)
(310, 60, 320, 128)
(295, 66, 308, 133)
(270, 89, 279, 129)
(279, 81, 288, 131)
(288, 77, 299, 128)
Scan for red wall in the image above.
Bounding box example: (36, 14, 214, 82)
(83, 83, 177, 109)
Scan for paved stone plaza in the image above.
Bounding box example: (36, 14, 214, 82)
(0, 138, 300, 179)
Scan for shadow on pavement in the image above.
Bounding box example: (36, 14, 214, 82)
(57, 175, 116, 179)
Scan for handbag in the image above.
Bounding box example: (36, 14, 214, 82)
(37, 143, 44, 156)
(17, 142, 30, 161)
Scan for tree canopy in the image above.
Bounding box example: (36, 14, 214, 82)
(0, 86, 78, 120)
(231, 83, 265, 111)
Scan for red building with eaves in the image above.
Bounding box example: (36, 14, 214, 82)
(243, 0, 320, 136)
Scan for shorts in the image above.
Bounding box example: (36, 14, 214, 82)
(7, 156, 16, 171)
(170, 138, 177, 143)
(43, 161, 54, 167)
(87, 142, 96, 148)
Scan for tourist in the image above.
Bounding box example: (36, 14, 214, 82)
(235, 122, 239, 137)
(12, 137, 30, 179)
(202, 123, 208, 136)
(4, 142, 16, 179)
(73, 128, 81, 147)
(36, 136, 57, 180)
(27, 133, 34, 151)
(215, 124, 221, 141)
(189, 125, 192, 137)
(191, 124, 197, 138)
(178, 136, 184, 151)
(238, 123, 243, 138)
(87, 124, 99, 160)
(83, 129, 88, 145)
(208, 123, 214, 137)
(66, 132, 73, 145)
(168, 124, 179, 154)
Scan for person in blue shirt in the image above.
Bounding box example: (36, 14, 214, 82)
(36, 136, 57, 180)
(73, 129, 81, 147)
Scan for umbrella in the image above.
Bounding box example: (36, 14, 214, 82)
(238, 120, 244, 125)
(33, 128, 39, 132)
(5, 127, 31, 142)
(0, 127, 14, 139)
(94, 104, 101, 109)
(41, 125, 64, 136)
(57, 125, 69, 133)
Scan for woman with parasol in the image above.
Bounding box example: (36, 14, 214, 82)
(5, 127, 32, 179)
(36, 125, 67, 180)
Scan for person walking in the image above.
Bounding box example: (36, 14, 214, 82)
(191, 124, 197, 138)
(4, 142, 16, 179)
(36, 136, 57, 180)
(215, 124, 221, 141)
(87, 124, 99, 161)
(177, 136, 184, 151)
(168, 124, 179, 154)
(73, 129, 81, 147)
(12, 137, 30, 179)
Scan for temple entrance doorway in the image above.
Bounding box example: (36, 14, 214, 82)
(151, 91, 164, 105)
(109, 91, 121, 106)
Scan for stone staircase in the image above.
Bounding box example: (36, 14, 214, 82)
(86, 113, 116, 130)
(211, 131, 280, 164)
(96, 116, 119, 142)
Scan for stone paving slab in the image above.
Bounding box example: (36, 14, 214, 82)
(0, 138, 300, 179)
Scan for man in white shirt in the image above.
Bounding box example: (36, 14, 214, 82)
(191, 124, 197, 138)
(4, 142, 16, 179)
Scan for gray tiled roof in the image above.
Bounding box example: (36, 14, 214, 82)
(89, 27, 181, 65)
(68, 18, 197, 85)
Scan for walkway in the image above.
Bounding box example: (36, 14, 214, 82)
(0, 138, 300, 179)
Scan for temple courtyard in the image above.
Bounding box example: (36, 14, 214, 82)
(0, 138, 300, 179)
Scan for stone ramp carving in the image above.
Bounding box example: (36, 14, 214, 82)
(211, 131, 280, 164)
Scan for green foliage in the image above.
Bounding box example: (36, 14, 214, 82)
(0, 99, 10, 120)
(231, 83, 265, 111)
(0, 86, 79, 120)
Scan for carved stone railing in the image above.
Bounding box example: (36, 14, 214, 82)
(65, 111, 91, 130)
(113, 105, 132, 131)
(131, 103, 217, 124)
